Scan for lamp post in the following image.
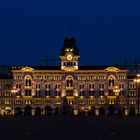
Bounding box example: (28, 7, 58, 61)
(105, 92, 108, 116)
(120, 88, 123, 115)
(113, 86, 120, 115)
(11, 87, 18, 115)
(73, 88, 78, 116)
(134, 74, 140, 116)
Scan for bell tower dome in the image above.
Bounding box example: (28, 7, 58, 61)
(60, 36, 80, 71)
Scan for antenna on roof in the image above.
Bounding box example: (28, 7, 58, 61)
(39, 56, 59, 66)
(68, 23, 72, 37)
(123, 59, 128, 66)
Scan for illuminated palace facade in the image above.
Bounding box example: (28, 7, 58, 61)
(0, 36, 139, 116)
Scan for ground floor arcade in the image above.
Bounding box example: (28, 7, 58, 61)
(0, 105, 138, 117)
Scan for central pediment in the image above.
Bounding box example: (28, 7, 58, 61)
(21, 66, 34, 72)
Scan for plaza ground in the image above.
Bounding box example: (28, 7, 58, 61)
(0, 115, 140, 140)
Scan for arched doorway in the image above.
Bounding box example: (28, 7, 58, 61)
(35, 107, 41, 116)
(54, 107, 59, 115)
(130, 107, 135, 116)
(70, 107, 74, 115)
(99, 107, 105, 116)
(118, 107, 125, 116)
(62, 97, 70, 115)
(108, 106, 116, 115)
(15, 107, 22, 115)
(5, 107, 12, 115)
(45, 106, 52, 115)
(88, 106, 95, 115)
(24, 106, 32, 116)
(79, 107, 85, 116)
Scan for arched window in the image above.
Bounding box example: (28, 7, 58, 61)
(67, 80, 69, 87)
(108, 75, 115, 86)
(66, 76, 74, 88)
(35, 91, 41, 97)
(45, 91, 51, 96)
(79, 91, 85, 96)
(26, 79, 31, 86)
(24, 75, 32, 87)
(99, 90, 104, 96)
(67, 90, 73, 96)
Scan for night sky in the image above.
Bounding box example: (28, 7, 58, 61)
(0, 0, 140, 66)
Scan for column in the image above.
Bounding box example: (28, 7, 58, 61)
(42, 109, 45, 115)
(1, 109, 4, 116)
(32, 109, 35, 116)
(12, 109, 15, 115)
(135, 109, 138, 115)
(125, 109, 129, 116)
(22, 109, 25, 115)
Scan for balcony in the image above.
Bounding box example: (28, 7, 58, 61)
(108, 86, 116, 90)
(89, 96, 95, 99)
(79, 96, 85, 99)
(23, 96, 32, 99)
(33, 98, 42, 105)
(107, 96, 117, 99)
(66, 87, 74, 90)
(24, 86, 32, 89)
(55, 96, 61, 99)
(66, 96, 74, 99)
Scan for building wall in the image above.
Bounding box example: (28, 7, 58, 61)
(0, 66, 139, 116)
(0, 79, 13, 115)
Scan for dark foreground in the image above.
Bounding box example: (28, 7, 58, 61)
(0, 115, 140, 140)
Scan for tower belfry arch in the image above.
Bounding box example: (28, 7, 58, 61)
(60, 36, 80, 71)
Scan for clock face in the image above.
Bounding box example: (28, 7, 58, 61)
(67, 54, 73, 61)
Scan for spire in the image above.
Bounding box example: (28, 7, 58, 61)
(68, 24, 72, 37)
(60, 25, 79, 56)
(61, 36, 79, 56)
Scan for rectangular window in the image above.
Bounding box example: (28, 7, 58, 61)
(45, 91, 51, 96)
(5, 91, 11, 97)
(79, 84, 84, 90)
(89, 84, 94, 89)
(25, 90, 32, 96)
(129, 83, 136, 89)
(99, 84, 104, 89)
(5, 84, 11, 89)
(5, 100, 11, 104)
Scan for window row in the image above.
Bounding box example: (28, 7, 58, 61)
(129, 90, 136, 97)
(14, 75, 62, 80)
(63, 62, 77, 67)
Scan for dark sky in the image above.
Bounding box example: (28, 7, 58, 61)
(0, 0, 140, 66)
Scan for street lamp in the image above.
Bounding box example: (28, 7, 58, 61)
(104, 92, 108, 116)
(120, 88, 123, 115)
(11, 86, 18, 115)
(113, 86, 120, 114)
(134, 74, 140, 116)
(113, 86, 120, 96)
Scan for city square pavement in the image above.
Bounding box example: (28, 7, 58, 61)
(0, 115, 140, 140)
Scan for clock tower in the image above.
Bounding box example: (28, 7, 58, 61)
(60, 36, 80, 71)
